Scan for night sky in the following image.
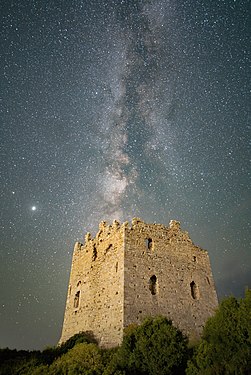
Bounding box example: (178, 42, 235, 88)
(1, 0, 250, 350)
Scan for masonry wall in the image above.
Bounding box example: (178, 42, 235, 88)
(59, 218, 218, 347)
(123, 219, 218, 339)
(59, 220, 125, 348)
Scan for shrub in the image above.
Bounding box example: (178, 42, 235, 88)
(186, 289, 251, 375)
(49, 342, 104, 375)
(106, 316, 189, 375)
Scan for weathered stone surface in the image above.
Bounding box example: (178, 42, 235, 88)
(59, 219, 218, 347)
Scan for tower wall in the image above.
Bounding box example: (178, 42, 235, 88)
(59, 221, 125, 347)
(59, 219, 218, 347)
(123, 219, 218, 339)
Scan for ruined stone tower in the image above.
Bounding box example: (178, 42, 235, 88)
(59, 219, 218, 347)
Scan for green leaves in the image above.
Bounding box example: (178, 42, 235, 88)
(49, 343, 104, 375)
(110, 316, 189, 375)
(1, 292, 250, 375)
(186, 289, 251, 375)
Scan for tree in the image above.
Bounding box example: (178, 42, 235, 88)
(0, 332, 101, 375)
(49, 342, 104, 375)
(0, 348, 42, 375)
(57, 331, 97, 356)
(186, 289, 251, 375)
(106, 316, 189, 375)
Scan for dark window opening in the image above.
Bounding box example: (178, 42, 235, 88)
(92, 245, 97, 261)
(190, 281, 199, 300)
(146, 238, 153, 251)
(145, 238, 153, 251)
(105, 244, 112, 254)
(77, 281, 81, 287)
(115, 262, 118, 272)
(149, 275, 157, 295)
(206, 277, 210, 285)
(192, 256, 197, 262)
(74, 291, 80, 308)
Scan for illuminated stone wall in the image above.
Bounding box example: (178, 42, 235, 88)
(59, 219, 218, 347)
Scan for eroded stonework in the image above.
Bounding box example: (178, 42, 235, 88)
(59, 219, 218, 347)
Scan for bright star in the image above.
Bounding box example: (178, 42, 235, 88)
(31, 206, 37, 211)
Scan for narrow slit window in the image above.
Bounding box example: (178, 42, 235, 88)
(190, 281, 199, 300)
(149, 275, 157, 295)
(92, 245, 97, 261)
(74, 291, 80, 308)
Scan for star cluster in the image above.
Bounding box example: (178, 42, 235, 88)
(0, 0, 250, 350)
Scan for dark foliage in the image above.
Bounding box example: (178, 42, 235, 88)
(106, 316, 189, 375)
(0, 348, 41, 375)
(57, 331, 98, 356)
(1, 292, 250, 375)
(186, 289, 251, 375)
(0, 331, 97, 375)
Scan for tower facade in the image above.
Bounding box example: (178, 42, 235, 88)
(59, 219, 218, 347)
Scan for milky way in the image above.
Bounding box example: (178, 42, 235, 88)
(86, 1, 183, 225)
(0, 0, 250, 350)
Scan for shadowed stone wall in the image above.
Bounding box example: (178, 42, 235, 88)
(59, 218, 218, 347)
(123, 218, 218, 339)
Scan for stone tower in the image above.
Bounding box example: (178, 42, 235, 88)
(59, 219, 218, 347)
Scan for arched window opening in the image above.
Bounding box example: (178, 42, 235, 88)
(145, 238, 153, 251)
(74, 291, 80, 308)
(190, 281, 199, 300)
(77, 281, 81, 287)
(149, 275, 157, 295)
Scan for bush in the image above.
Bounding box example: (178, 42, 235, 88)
(49, 342, 104, 375)
(106, 316, 189, 375)
(186, 289, 251, 375)
(57, 331, 97, 356)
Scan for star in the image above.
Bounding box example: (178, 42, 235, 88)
(0, 0, 249, 351)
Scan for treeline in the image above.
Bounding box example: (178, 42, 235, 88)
(1, 290, 250, 375)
